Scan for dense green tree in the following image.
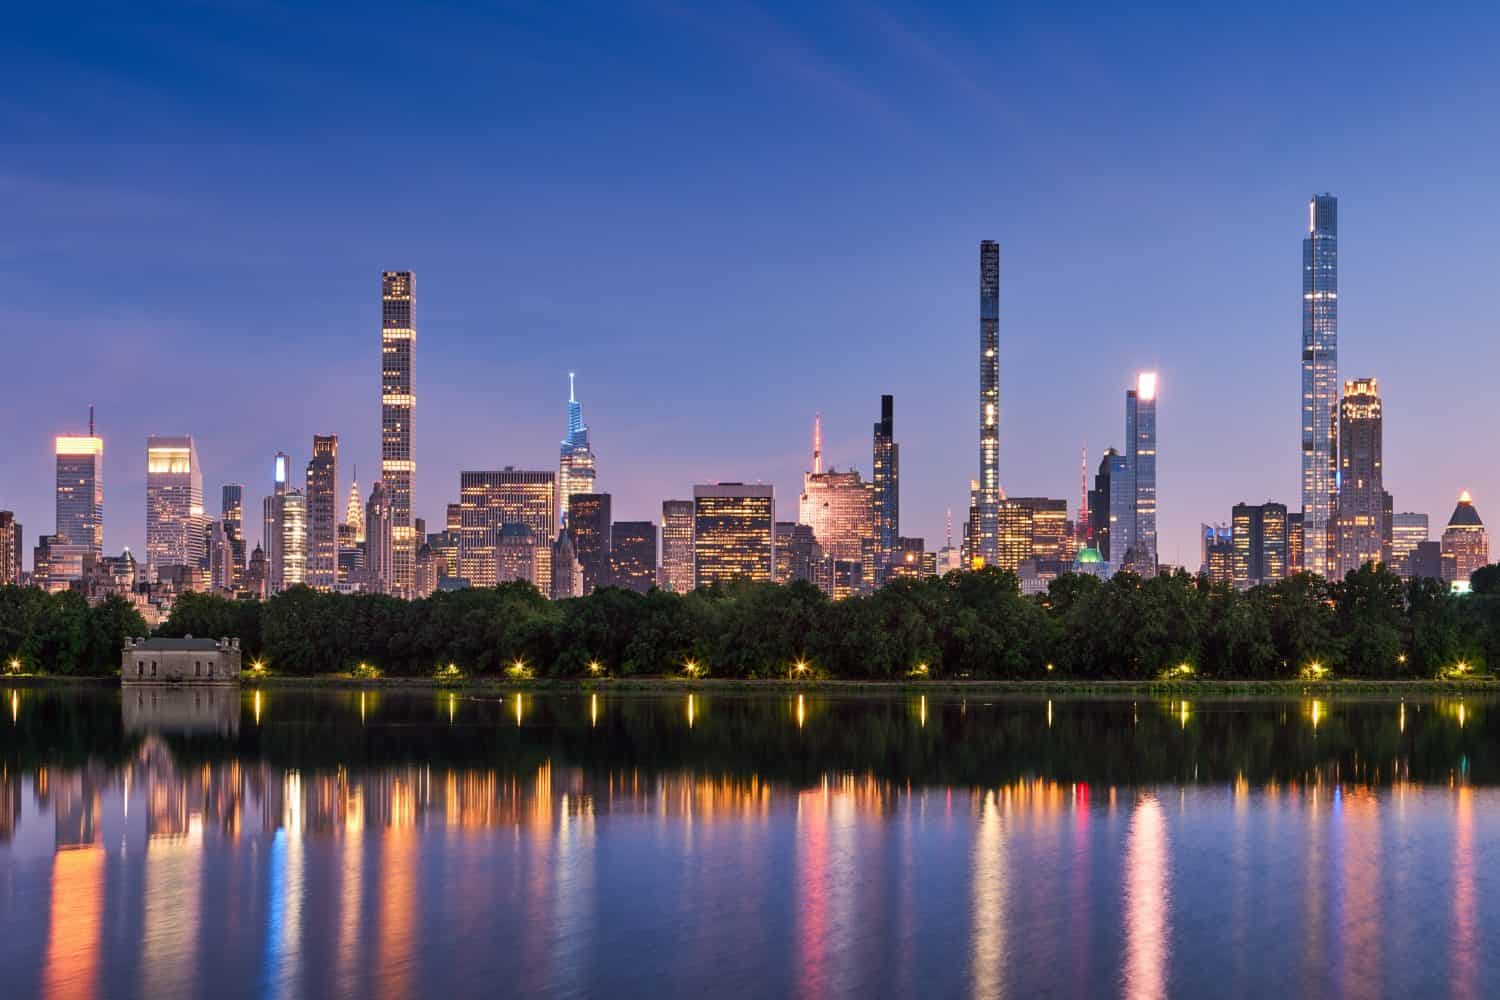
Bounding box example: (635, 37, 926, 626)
(1334, 563, 1406, 675)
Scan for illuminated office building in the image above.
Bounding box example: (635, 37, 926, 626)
(798, 466, 874, 564)
(380, 271, 416, 595)
(262, 452, 290, 592)
(1125, 373, 1158, 574)
(693, 484, 775, 587)
(207, 520, 237, 593)
(0, 512, 19, 585)
(1011, 498, 1069, 564)
(1441, 491, 1488, 584)
(557, 373, 597, 529)
(976, 240, 1001, 566)
(1231, 502, 1288, 589)
(1333, 378, 1386, 575)
(496, 524, 538, 586)
(774, 521, 823, 588)
(1301, 194, 1340, 577)
(51, 417, 105, 589)
(1390, 512, 1429, 577)
(221, 484, 245, 589)
(609, 521, 657, 594)
(994, 499, 1032, 572)
(1287, 512, 1305, 574)
(458, 469, 557, 590)
(1201, 524, 1235, 586)
(278, 490, 307, 590)
(567, 493, 612, 595)
(305, 435, 339, 591)
(659, 500, 695, 592)
(872, 395, 899, 574)
(886, 537, 927, 582)
(145, 436, 205, 581)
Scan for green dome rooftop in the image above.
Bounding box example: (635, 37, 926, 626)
(1076, 547, 1103, 564)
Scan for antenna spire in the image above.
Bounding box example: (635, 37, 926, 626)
(89, 403, 95, 437)
(812, 413, 822, 475)
(1078, 444, 1089, 543)
(569, 371, 576, 403)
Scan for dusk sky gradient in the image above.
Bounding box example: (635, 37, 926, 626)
(5, 1, 1500, 568)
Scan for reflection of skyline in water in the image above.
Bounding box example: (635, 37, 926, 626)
(2, 690, 1500, 997)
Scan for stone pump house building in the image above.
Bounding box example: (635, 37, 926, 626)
(122, 636, 242, 684)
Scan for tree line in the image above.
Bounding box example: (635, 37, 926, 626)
(4, 563, 1499, 679)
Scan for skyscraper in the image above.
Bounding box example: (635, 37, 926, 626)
(364, 481, 393, 593)
(693, 484, 775, 587)
(1301, 194, 1339, 577)
(263, 452, 289, 592)
(1125, 373, 1158, 574)
(0, 512, 19, 586)
(798, 466, 874, 564)
(659, 500, 695, 593)
(458, 469, 557, 590)
(145, 436, 205, 581)
(221, 484, 246, 590)
(994, 499, 1032, 572)
(305, 435, 339, 591)
(609, 521, 658, 594)
(52, 414, 104, 589)
(1087, 449, 1125, 564)
(976, 240, 1001, 567)
(557, 373, 598, 529)
(872, 394, 899, 574)
(1441, 491, 1488, 584)
(1390, 512, 1429, 577)
(567, 493, 612, 595)
(381, 271, 416, 596)
(278, 490, 307, 589)
(1231, 502, 1288, 589)
(1334, 378, 1385, 575)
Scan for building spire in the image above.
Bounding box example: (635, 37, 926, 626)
(812, 412, 822, 475)
(88, 403, 95, 437)
(569, 370, 576, 404)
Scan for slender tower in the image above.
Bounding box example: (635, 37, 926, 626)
(1301, 195, 1338, 577)
(557, 372, 597, 532)
(1078, 445, 1089, 545)
(381, 271, 416, 595)
(977, 240, 1001, 566)
(1126, 373, 1158, 573)
(872, 394, 898, 564)
(812, 413, 822, 475)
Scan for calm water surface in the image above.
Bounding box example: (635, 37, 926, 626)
(1, 687, 1497, 998)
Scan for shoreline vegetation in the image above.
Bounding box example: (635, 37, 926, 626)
(4, 562, 1500, 685)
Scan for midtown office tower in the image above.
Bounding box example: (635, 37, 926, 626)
(1301, 195, 1339, 577)
(381, 271, 416, 596)
(977, 240, 1001, 567)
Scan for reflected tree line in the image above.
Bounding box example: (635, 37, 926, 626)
(5, 561, 1500, 679)
(1, 688, 1494, 788)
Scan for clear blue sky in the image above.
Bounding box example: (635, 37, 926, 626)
(4, 1, 1499, 567)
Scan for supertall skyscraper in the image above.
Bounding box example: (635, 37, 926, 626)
(381, 271, 416, 595)
(976, 240, 1001, 566)
(1126, 373, 1158, 573)
(263, 451, 289, 593)
(872, 394, 898, 573)
(306, 434, 339, 590)
(1334, 378, 1386, 575)
(1301, 194, 1339, 577)
(52, 410, 104, 588)
(557, 372, 597, 529)
(145, 435, 205, 580)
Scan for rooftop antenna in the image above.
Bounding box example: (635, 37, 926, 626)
(1078, 444, 1089, 543)
(812, 412, 822, 475)
(89, 404, 95, 437)
(569, 371, 576, 403)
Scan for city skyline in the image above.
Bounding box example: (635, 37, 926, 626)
(5, 5, 1499, 573)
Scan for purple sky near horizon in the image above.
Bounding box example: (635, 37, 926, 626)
(3, 1, 1499, 570)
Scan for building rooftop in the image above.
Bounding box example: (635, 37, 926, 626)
(127, 636, 225, 651)
(1448, 493, 1484, 528)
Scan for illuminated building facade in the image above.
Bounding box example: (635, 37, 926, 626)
(566, 493, 611, 595)
(1201, 524, 1235, 586)
(1287, 512, 1304, 573)
(1441, 491, 1488, 584)
(609, 521, 657, 594)
(774, 521, 823, 588)
(53, 424, 104, 589)
(1390, 512, 1429, 577)
(207, 521, 237, 593)
(1334, 378, 1386, 576)
(659, 500, 694, 592)
(262, 452, 290, 592)
(458, 469, 557, 590)
(1125, 373, 1158, 574)
(976, 240, 1001, 566)
(1231, 502, 1287, 589)
(550, 530, 583, 599)
(221, 484, 245, 589)
(1011, 497, 1069, 564)
(1301, 194, 1339, 577)
(1087, 449, 1125, 564)
(496, 524, 538, 585)
(145, 435, 205, 581)
(871, 395, 898, 575)
(557, 373, 597, 529)
(693, 483, 775, 587)
(886, 536, 926, 582)
(305, 434, 339, 591)
(995, 500, 1032, 572)
(277, 490, 307, 589)
(0, 512, 19, 585)
(798, 467, 873, 564)
(381, 271, 416, 595)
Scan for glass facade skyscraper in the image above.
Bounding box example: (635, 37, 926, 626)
(1301, 194, 1339, 577)
(976, 240, 1001, 567)
(145, 435, 205, 581)
(1126, 373, 1158, 573)
(381, 271, 416, 596)
(53, 426, 104, 588)
(557, 373, 597, 530)
(872, 394, 898, 573)
(306, 434, 339, 591)
(1334, 377, 1385, 575)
